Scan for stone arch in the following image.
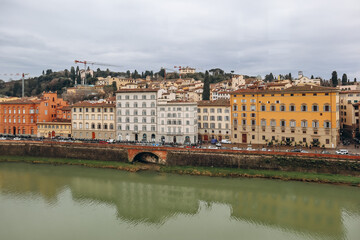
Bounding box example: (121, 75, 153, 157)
(132, 152, 161, 164)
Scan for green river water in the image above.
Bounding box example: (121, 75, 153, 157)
(0, 162, 359, 240)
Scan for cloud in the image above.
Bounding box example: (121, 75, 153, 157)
(0, 0, 359, 81)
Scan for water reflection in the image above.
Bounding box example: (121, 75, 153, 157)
(0, 163, 359, 239)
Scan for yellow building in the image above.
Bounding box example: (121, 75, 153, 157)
(230, 85, 339, 148)
(37, 120, 72, 138)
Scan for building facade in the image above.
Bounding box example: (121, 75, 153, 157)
(197, 100, 231, 142)
(115, 89, 158, 142)
(71, 101, 115, 140)
(37, 120, 72, 138)
(339, 90, 360, 138)
(230, 86, 339, 148)
(0, 92, 68, 136)
(157, 100, 198, 144)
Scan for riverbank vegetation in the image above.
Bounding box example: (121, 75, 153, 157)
(0, 155, 359, 186)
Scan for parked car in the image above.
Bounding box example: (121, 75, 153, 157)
(246, 147, 255, 151)
(0, 137, 7, 140)
(216, 142, 222, 147)
(300, 150, 308, 153)
(107, 139, 115, 143)
(232, 147, 241, 150)
(260, 148, 268, 151)
(220, 139, 232, 144)
(290, 149, 302, 152)
(211, 139, 218, 144)
(13, 137, 21, 141)
(208, 145, 218, 149)
(320, 150, 330, 154)
(336, 149, 349, 155)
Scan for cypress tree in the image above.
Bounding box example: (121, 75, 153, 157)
(202, 71, 210, 100)
(342, 73, 348, 86)
(331, 71, 338, 87)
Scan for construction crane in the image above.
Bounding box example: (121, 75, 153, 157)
(74, 60, 121, 85)
(0, 73, 29, 98)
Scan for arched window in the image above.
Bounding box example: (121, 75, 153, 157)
(261, 105, 266, 111)
(91, 123, 95, 129)
(104, 123, 108, 130)
(142, 102, 146, 108)
(110, 123, 114, 130)
(97, 123, 101, 129)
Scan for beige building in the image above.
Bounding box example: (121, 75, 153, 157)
(179, 67, 196, 74)
(197, 100, 231, 143)
(339, 90, 360, 137)
(71, 101, 116, 140)
(37, 120, 71, 138)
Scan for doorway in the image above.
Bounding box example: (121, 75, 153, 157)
(242, 134, 247, 143)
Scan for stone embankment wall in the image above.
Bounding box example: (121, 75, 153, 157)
(0, 142, 128, 162)
(0, 142, 359, 176)
(166, 150, 360, 176)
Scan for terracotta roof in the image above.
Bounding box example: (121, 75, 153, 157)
(60, 106, 72, 111)
(116, 88, 159, 93)
(0, 98, 39, 105)
(198, 99, 230, 107)
(71, 101, 115, 108)
(231, 85, 338, 94)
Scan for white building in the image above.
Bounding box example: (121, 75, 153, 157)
(157, 100, 198, 144)
(115, 89, 158, 142)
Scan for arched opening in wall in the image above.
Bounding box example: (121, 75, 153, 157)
(133, 152, 159, 164)
(13, 127, 16, 135)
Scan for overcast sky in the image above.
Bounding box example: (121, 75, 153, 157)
(0, 0, 359, 81)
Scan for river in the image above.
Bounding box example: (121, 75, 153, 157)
(0, 162, 359, 240)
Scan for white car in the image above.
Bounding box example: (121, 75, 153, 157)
(246, 147, 255, 151)
(336, 149, 349, 155)
(208, 145, 218, 149)
(220, 139, 232, 144)
(0, 137, 7, 140)
(13, 137, 21, 141)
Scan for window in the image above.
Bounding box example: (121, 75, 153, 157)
(290, 120, 296, 127)
(217, 116, 222, 121)
(250, 105, 256, 111)
(233, 105, 237, 111)
(217, 109, 222, 113)
(324, 104, 330, 112)
(242, 105, 246, 111)
(242, 119, 247, 125)
(203, 116, 208, 121)
(251, 120, 256, 126)
(324, 121, 331, 128)
(280, 120, 286, 127)
(210, 108, 215, 113)
(301, 104, 307, 112)
(289, 104, 295, 112)
(270, 119, 276, 127)
(301, 120, 308, 127)
(261, 105, 266, 111)
(280, 105, 286, 112)
(270, 105, 276, 111)
(312, 121, 319, 128)
(142, 95, 146, 100)
(210, 116, 215, 121)
(312, 104, 319, 112)
(261, 119, 266, 126)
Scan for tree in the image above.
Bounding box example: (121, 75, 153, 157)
(342, 73, 348, 86)
(13, 82, 21, 96)
(70, 66, 76, 81)
(331, 71, 338, 87)
(159, 68, 165, 78)
(311, 75, 314, 79)
(42, 70, 45, 75)
(76, 66, 80, 76)
(126, 70, 131, 78)
(265, 73, 274, 82)
(354, 78, 357, 83)
(64, 69, 69, 77)
(202, 71, 210, 100)
(111, 81, 117, 91)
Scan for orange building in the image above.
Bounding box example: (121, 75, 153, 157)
(0, 92, 68, 136)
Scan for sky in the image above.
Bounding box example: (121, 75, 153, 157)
(0, 0, 360, 81)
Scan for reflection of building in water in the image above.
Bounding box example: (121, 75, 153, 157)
(1, 163, 359, 238)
